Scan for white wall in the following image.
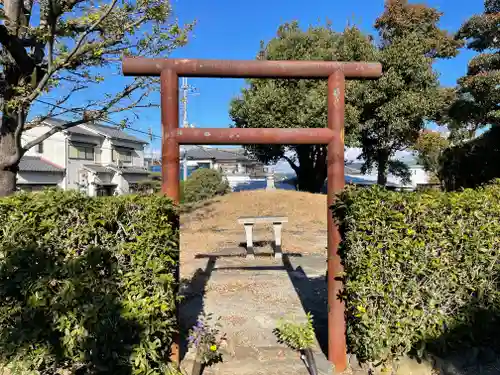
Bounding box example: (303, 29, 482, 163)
(112, 173, 127, 194)
(22, 125, 66, 168)
(409, 167, 430, 187)
(186, 159, 213, 167)
(100, 138, 113, 164)
(22, 125, 67, 189)
(66, 160, 91, 190)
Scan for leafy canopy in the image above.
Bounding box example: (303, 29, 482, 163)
(447, 0, 500, 138)
(229, 21, 375, 192)
(349, 0, 462, 185)
(412, 130, 449, 183)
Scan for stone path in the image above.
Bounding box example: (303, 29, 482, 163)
(180, 251, 333, 374)
(179, 250, 500, 375)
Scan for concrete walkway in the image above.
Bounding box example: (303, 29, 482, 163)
(180, 251, 334, 374)
(179, 250, 500, 375)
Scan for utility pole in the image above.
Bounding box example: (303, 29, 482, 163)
(180, 77, 199, 128)
(180, 77, 199, 180)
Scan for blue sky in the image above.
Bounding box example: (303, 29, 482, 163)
(32, 0, 483, 151)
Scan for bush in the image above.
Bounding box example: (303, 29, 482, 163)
(439, 126, 500, 191)
(182, 168, 230, 203)
(134, 179, 162, 194)
(332, 183, 500, 365)
(0, 190, 179, 374)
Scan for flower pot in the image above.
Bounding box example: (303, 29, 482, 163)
(300, 348, 318, 375)
(191, 360, 205, 375)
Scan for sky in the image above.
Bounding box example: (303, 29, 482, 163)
(31, 0, 483, 153)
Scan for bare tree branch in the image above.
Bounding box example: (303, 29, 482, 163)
(25, 0, 119, 105)
(22, 117, 91, 150)
(23, 76, 150, 150)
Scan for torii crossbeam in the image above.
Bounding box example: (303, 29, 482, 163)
(122, 57, 382, 373)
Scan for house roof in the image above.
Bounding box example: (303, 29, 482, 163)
(116, 166, 150, 175)
(85, 123, 147, 144)
(19, 156, 64, 173)
(43, 118, 147, 144)
(184, 147, 254, 162)
(83, 164, 112, 174)
(83, 165, 148, 175)
(44, 118, 100, 137)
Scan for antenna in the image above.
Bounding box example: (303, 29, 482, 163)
(180, 77, 199, 128)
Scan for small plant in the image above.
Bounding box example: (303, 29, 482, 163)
(187, 313, 226, 375)
(274, 312, 316, 351)
(274, 312, 318, 375)
(166, 364, 187, 375)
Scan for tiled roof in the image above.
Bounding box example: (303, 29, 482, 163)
(19, 156, 64, 172)
(115, 166, 149, 175)
(84, 164, 149, 175)
(43, 118, 147, 144)
(43, 118, 100, 137)
(83, 164, 112, 174)
(184, 147, 254, 161)
(85, 123, 147, 144)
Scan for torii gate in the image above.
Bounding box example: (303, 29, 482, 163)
(122, 57, 382, 373)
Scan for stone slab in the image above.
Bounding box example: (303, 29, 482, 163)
(237, 216, 289, 224)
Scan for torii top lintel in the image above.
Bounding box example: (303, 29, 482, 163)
(122, 57, 382, 79)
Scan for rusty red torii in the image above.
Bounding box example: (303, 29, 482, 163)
(122, 57, 382, 373)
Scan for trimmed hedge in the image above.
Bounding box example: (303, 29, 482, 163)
(332, 182, 500, 364)
(182, 168, 230, 203)
(0, 190, 179, 374)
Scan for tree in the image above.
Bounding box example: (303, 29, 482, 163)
(348, 0, 462, 185)
(446, 0, 500, 140)
(413, 130, 450, 183)
(229, 22, 375, 193)
(0, 0, 194, 196)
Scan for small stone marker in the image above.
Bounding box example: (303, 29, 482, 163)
(266, 172, 276, 191)
(237, 216, 288, 259)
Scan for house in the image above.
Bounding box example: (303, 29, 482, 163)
(19, 118, 149, 196)
(344, 148, 431, 190)
(182, 146, 266, 175)
(17, 155, 66, 192)
(270, 148, 432, 191)
(180, 146, 267, 188)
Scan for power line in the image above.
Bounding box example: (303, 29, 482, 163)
(32, 99, 249, 164)
(33, 98, 162, 139)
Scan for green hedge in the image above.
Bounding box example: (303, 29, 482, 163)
(332, 183, 500, 364)
(0, 190, 179, 374)
(182, 168, 230, 203)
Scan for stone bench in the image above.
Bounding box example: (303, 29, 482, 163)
(237, 216, 288, 259)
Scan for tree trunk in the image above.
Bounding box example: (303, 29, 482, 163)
(376, 151, 389, 186)
(295, 146, 327, 193)
(0, 113, 23, 197)
(0, 167, 17, 196)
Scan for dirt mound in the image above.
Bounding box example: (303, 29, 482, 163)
(180, 190, 328, 268)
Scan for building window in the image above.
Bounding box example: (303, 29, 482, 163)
(112, 147, 133, 163)
(69, 142, 95, 160)
(37, 142, 44, 154)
